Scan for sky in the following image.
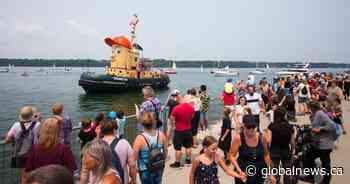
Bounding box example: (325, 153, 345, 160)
(0, 0, 349, 62)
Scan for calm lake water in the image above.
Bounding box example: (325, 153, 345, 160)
(0, 67, 345, 135)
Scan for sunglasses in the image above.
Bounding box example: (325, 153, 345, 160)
(245, 125, 257, 129)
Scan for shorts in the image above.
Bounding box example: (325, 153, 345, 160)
(224, 105, 235, 111)
(191, 111, 200, 136)
(298, 96, 308, 103)
(173, 130, 193, 150)
(200, 112, 208, 121)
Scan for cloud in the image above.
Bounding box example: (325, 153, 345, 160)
(13, 23, 47, 35)
(65, 19, 100, 37)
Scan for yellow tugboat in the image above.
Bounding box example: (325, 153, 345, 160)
(79, 15, 170, 93)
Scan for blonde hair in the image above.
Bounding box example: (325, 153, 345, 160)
(140, 112, 156, 129)
(52, 103, 63, 115)
(39, 118, 61, 150)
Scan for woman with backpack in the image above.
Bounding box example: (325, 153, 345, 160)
(133, 112, 167, 184)
(100, 119, 137, 184)
(5, 106, 41, 184)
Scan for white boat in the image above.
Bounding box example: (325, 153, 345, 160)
(0, 64, 14, 73)
(276, 63, 310, 77)
(0, 68, 9, 73)
(164, 61, 177, 74)
(250, 64, 269, 75)
(212, 66, 239, 77)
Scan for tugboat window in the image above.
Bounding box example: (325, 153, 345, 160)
(135, 57, 138, 62)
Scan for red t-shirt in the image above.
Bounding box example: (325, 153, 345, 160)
(222, 91, 236, 106)
(308, 79, 317, 89)
(171, 103, 194, 131)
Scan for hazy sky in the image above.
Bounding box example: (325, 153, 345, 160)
(0, 0, 349, 62)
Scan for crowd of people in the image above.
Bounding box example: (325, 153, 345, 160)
(4, 71, 348, 184)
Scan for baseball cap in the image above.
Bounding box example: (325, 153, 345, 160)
(108, 111, 117, 119)
(171, 89, 180, 95)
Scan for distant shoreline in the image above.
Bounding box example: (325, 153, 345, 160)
(0, 58, 349, 68)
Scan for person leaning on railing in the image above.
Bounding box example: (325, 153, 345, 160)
(4, 106, 41, 184)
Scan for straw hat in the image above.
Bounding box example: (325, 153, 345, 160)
(19, 106, 34, 122)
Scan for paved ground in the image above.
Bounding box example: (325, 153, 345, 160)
(162, 101, 350, 184)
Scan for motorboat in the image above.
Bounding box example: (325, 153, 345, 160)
(211, 66, 239, 77)
(0, 68, 9, 73)
(276, 63, 310, 77)
(163, 61, 177, 74)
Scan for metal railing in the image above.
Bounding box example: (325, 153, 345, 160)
(0, 108, 169, 184)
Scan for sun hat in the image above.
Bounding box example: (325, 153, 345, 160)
(171, 89, 180, 95)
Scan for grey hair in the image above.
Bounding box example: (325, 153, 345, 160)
(84, 139, 113, 181)
(142, 86, 155, 97)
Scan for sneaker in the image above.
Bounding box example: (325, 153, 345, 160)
(169, 162, 181, 168)
(185, 158, 191, 165)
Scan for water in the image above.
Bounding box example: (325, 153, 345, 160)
(0, 67, 345, 135)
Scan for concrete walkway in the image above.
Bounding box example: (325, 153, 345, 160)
(162, 101, 350, 184)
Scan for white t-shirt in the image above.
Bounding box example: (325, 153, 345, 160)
(235, 105, 246, 125)
(7, 121, 41, 144)
(245, 93, 262, 115)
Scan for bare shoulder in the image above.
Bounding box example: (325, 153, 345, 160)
(158, 131, 167, 142)
(103, 173, 122, 184)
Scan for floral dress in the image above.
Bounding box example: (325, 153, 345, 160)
(193, 161, 220, 184)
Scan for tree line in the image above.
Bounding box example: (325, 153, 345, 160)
(0, 58, 349, 68)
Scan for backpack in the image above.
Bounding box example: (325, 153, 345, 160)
(301, 86, 308, 95)
(110, 138, 125, 184)
(141, 132, 165, 172)
(11, 121, 37, 168)
(150, 100, 163, 128)
(329, 120, 342, 141)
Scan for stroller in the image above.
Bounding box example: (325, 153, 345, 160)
(289, 124, 323, 184)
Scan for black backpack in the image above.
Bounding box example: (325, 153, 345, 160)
(110, 138, 125, 184)
(150, 100, 163, 128)
(301, 86, 308, 95)
(141, 132, 165, 172)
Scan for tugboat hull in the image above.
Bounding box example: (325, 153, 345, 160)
(78, 72, 170, 93)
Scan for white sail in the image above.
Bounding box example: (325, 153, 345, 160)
(172, 62, 176, 69)
(200, 64, 203, 72)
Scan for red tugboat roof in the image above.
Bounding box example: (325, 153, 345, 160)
(104, 36, 132, 49)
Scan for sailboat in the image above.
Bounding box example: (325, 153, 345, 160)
(163, 61, 177, 74)
(200, 64, 204, 72)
